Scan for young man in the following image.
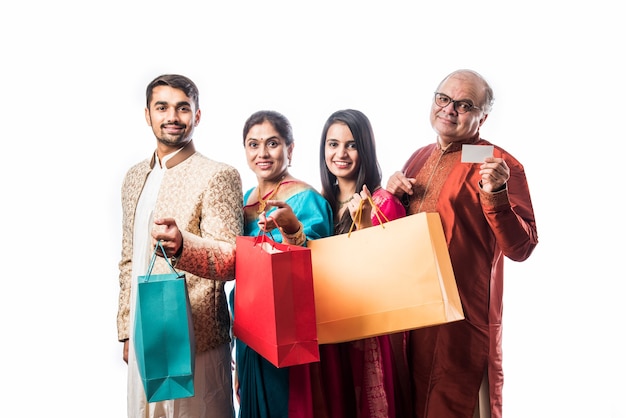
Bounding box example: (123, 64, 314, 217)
(117, 74, 243, 417)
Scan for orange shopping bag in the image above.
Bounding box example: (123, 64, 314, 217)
(307, 212, 464, 344)
(233, 234, 319, 367)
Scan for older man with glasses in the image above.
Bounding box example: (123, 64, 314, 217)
(386, 69, 539, 418)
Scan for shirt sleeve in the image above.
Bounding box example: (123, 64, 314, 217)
(372, 188, 407, 226)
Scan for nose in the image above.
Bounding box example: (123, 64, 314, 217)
(165, 107, 180, 123)
(259, 143, 270, 156)
(441, 101, 457, 114)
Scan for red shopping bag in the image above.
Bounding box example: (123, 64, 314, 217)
(233, 234, 319, 368)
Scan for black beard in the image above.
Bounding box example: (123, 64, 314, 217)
(157, 123, 188, 147)
(157, 134, 186, 147)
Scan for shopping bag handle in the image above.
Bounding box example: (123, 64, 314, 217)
(252, 216, 279, 249)
(348, 196, 389, 237)
(143, 240, 182, 281)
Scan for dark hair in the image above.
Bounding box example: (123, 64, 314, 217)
(242, 110, 294, 146)
(146, 74, 200, 110)
(319, 109, 382, 234)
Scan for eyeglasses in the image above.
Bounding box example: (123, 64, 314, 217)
(433, 92, 481, 114)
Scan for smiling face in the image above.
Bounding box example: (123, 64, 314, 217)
(324, 121, 360, 183)
(145, 85, 200, 152)
(245, 120, 293, 185)
(430, 72, 488, 147)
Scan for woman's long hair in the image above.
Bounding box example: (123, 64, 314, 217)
(319, 109, 382, 234)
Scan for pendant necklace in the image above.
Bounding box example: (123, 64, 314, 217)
(257, 176, 285, 213)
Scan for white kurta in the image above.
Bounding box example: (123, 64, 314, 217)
(127, 154, 167, 416)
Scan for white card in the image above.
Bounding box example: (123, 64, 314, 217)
(461, 145, 494, 163)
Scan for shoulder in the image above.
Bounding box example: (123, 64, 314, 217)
(122, 158, 150, 188)
(244, 187, 255, 199)
(125, 158, 150, 176)
(403, 143, 438, 169)
(284, 180, 331, 213)
(411, 142, 438, 156)
(283, 180, 324, 199)
(189, 153, 239, 173)
(185, 153, 242, 182)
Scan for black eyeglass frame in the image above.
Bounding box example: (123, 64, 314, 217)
(433, 92, 481, 114)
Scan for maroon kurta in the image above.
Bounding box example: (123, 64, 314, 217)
(402, 135, 538, 418)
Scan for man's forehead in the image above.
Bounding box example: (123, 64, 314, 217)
(440, 75, 483, 99)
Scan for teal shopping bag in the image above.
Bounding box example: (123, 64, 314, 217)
(134, 241, 195, 403)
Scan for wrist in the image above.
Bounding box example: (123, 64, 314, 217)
(170, 240, 183, 266)
(281, 222, 306, 245)
(282, 222, 301, 235)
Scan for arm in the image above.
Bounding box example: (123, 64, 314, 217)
(262, 188, 333, 245)
(117, 165, 143, 345)
(343, 186, 407, 230)
(165, 166, 244, 280)
(480, 155, 538, 261)
(295, 191, 334, 241)
(371, 188, 406, 225)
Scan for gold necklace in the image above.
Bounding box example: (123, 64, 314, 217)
(257, 177, 285, 213)
(338, 195, 354, 207)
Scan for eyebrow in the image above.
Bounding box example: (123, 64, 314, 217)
(441, 93, 476, 105)
(326, 138, 355, 142)
(439, 93, 470, 101)
(246, 135, 280, 141)
(154, 100, 192, 107)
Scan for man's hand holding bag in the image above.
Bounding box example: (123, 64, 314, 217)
(133, 240, 195, 402)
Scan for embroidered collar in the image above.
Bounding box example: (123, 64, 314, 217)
(150, 140, 196, 169)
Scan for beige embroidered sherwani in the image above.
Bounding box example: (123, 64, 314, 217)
(116, 141, 243, 353)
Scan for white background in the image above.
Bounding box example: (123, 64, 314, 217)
(2, 1, 624, 417)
